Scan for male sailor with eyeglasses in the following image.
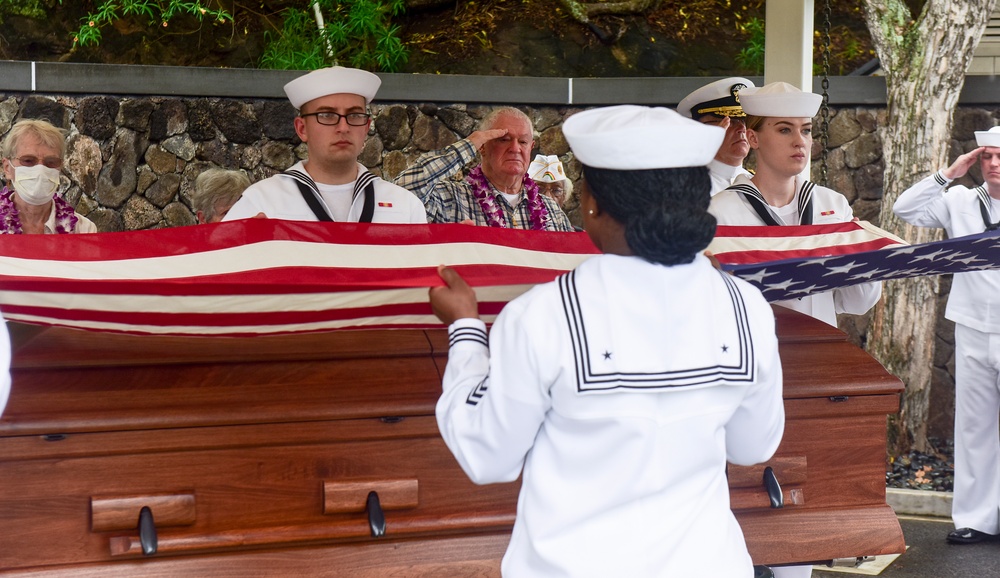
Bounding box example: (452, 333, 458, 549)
(224, 66, 426, 224)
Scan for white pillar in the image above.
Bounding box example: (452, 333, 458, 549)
(764, 0, 815, 178)
(764, 0, 814, 90)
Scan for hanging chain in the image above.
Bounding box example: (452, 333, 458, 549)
(818, 0, 832, 187)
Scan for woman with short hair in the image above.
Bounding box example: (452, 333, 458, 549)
(0, 118, 96, 234)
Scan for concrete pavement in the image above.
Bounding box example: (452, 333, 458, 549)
(807, 489, 1000, 578)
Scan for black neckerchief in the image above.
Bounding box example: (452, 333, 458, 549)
(283, 167, 377, 223)
(974, 185, 1000, 231)
(729, 180, 815, 226)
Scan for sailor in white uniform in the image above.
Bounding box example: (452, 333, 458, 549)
(224, 66, 426, 224)
(709, 82, 881, 328)
(678, 77, 756, 195)
(893, 126, 1000, 545)
(430, 105, 785, 577)
(0, 315, 9, 418)
(709, 82, 882, 578)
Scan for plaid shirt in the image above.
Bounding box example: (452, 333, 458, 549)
(394, 138, 574, 231)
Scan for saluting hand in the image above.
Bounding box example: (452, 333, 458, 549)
(429, 265, 480, 325)
(468, 128, 509, 150)
(943, 147, 985, 180)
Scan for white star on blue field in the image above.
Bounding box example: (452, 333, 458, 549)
(725, 230, 1000, 301)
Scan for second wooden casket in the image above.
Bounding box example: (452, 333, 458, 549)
(0, 306, 904, 576)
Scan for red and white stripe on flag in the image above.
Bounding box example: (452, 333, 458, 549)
(0, 220, 599, 337)
(708, 220, 907, 265)
(0, 219, 904, 337)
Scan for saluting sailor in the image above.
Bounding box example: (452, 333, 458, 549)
(429, 105, 785, 577)
(224, 66, 426, 224)
(677, 77, 755, 195)
(893, 126, 1000, 546)
(709, 82, 882, 328)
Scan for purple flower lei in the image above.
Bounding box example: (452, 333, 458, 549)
(465, 166, 549, 230)
(0, 186, 79, 235)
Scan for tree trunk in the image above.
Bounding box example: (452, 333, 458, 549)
(861, 0, 996, 454)
(560, 0, 661, 22)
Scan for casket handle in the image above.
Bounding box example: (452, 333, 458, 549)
(366, 491, 386, 538)
(763, 466, 783, 508)
(138, 506, 158, 555)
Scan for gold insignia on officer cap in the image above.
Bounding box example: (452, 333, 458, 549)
(283, 66, 382, 109)
(563, 105, 724, 170)
(677, 77, 755, 119)
(975, 126, 1000, 147)
(739, 82, 822, 118)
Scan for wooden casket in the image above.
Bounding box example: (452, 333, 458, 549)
(0, 306, 904, 576)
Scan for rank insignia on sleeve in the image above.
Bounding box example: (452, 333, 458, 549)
(466, 377, 489, 406)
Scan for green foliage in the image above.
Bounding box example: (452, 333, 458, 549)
(259, 8, 330, 71)
(0, 0, 51, 22)
(70, 1, 232, 48)
(735, 16, 765, 75)
(259, 0, 409, 73)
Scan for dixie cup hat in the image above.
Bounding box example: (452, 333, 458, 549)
(563, 105, 724, 170)
(283, 66, 382, 109)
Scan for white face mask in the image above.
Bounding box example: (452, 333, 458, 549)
(12, 164, 61, 206)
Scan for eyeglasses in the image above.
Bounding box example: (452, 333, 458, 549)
(300, 111, 371, 126)
(9, 155, 63, 169)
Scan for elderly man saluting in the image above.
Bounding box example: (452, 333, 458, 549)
(224, 66, 426, 224)
(394, 107, 573, 231)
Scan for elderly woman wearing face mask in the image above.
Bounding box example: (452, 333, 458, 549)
(0, 119, 96, 235)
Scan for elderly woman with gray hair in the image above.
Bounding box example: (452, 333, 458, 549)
(0, 118, 96, 234)
(192, 168, 250, 224)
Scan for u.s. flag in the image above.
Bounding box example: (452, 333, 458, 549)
(0, 219, 994, 337)
(712, 220, 1000, 302)
(0, 220, 598, 336)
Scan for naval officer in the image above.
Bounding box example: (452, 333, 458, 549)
(678, 77, 755, 195)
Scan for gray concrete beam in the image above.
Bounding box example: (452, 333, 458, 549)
(0, 60, 997, 108)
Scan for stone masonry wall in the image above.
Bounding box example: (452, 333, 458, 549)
(0, 91, 981, 441)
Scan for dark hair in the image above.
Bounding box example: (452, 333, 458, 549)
(582, 165, 716, 266)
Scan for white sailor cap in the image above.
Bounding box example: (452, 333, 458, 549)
(975, 126, 1000, 147)
(677, 77, 755, 119)
(528, 154, 567, 182)
(739, 82, 822, 118)
(562, 105, 724, 170)
(283, 66, 382, 109)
